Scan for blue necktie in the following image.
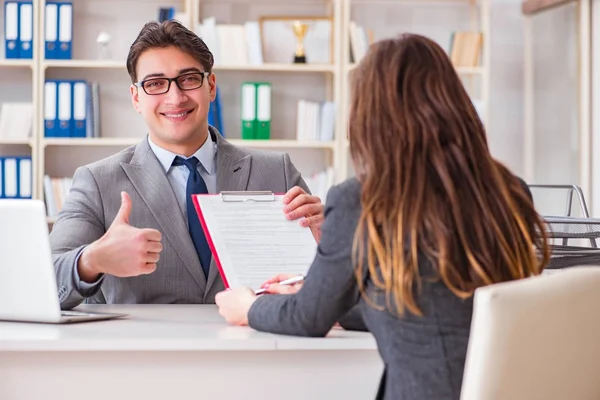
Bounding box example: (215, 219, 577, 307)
(172, 156, 211, 278)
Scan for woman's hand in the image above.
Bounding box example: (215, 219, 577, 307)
(215, 287, 257, 326)
(259, 273, 304, 295)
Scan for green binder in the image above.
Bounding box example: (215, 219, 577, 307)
(255, 82, 271, 140)
(241, 82, 257, 139)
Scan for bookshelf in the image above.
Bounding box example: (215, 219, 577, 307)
(0, 0, 39, 198)
(0, 0, 490, 222)
(0, 59, 35, 67)
(339, 0, 490, 178)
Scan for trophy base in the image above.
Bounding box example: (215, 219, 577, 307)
(293, 55, 307, 64)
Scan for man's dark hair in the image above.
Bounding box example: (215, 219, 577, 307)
(126, 20, 214, 83)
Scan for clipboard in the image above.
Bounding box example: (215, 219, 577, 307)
(191, 191, 316, 291)
(220, 191, 275, 202)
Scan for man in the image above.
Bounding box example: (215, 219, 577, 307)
(51, 20, 324, 310)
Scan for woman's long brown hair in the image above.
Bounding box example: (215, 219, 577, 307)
(350, 34, 550, 316)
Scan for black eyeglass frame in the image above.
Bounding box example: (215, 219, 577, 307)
(134, 71, 211, 95)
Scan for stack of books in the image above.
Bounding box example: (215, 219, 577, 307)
(296, 100, 335, 142)
(449, 31, 483, 68)
(0, 103, 33, 140)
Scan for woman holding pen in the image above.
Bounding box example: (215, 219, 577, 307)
(215, 33, 550, 400)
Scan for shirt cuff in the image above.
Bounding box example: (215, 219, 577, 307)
(72, 246, 105, 294)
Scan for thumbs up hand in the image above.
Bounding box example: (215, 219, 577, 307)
(112, 190, 133, 225)
(77, 192, 163, 283)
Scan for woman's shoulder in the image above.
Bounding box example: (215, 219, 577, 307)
(326, 177, 362, 205)
(321, 178, 362, 227)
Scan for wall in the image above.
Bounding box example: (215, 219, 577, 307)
(487, 0, 527, 174)
(488, 0, 584, 217)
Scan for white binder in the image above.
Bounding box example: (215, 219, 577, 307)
(19, 2, 33, 58)
(44, 81, 58, 137)
(72, 81, 87, 137)
(3, 158, 17, 198)
(4, 2, 19, 59)
(0, 158, 3, 198)
(45, 3, 58, 58)
(19, 158, 32, 198)
(58, 3, 72, 59)
(57, 81, 72, 137)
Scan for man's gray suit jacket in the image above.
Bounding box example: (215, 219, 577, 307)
(51, 128, 310, 310)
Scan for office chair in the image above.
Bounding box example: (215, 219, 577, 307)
(461, 267, 600, 400)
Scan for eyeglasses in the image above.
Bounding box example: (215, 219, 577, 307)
(135, 72, 210, 95)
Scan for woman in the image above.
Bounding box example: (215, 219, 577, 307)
(215, 34, 549, 400)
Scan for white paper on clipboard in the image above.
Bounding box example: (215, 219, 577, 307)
(192, 191, 317, 290)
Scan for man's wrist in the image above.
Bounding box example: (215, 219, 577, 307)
(77, 244, 101, 283)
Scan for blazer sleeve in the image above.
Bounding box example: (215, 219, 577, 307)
(282, 153, 311, 194)
(247, 183, 362, 337)
(337, 304, 368, 332)
(50, 166, 107, 310)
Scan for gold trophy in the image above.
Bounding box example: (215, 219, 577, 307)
(292, 21, 309, 63)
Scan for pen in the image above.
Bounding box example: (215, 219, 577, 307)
(255, 275, 305, 295)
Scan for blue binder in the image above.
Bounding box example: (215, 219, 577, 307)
(0, 157, 4, 199)
(4, 2, 20, 59)
(57, 80, 72, 137)
(215, 87, 224, 136)
(208, 87, 224, 136)
(158, 7, 175, 22)
(17, 157, 32, 199)
(57, 2, 72, 59)
(45, 2, 59, 59)
(19, 2, 33, 59)
(71, 80, 87, 138)
(44, 80, 59, 137)
(208, 99, 217, 130)
(1, 157, 18, 199)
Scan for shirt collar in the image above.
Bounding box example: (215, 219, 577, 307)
(148, 133, 216, 175)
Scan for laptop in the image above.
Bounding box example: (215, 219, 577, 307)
(0, 199, 126, 323)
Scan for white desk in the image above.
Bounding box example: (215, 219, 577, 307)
(0, 305, 383, 400)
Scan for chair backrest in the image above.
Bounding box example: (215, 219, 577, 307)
(460, 267, 600, 400)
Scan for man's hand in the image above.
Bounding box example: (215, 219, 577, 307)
(215, 287, 257, 326)
(283, 186, 324, 243)
(78, 191, 163, 282)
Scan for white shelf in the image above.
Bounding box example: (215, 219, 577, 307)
(41, 61, 335, 73)
(42, 137, 140, 147)
(42, 137, 336, 150)
(227, 139, 336, 149)
(214, 63, 335, 73)
(43, 59, 125, 69)
(0, 138, 34, 146)
(352, 0, 474, 4)
(0, 59, 34, 68)
(345, 63, 483, 75)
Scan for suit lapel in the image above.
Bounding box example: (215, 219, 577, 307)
(215, 141, 252, 192)
(121, 137, 207, 292)
(205, 130, 252, 295)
